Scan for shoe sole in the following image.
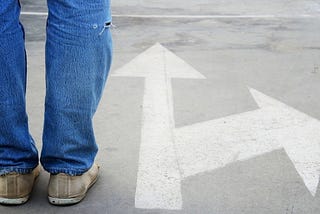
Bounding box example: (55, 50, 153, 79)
(48, 174, 98, 206)
(0, 169, 40, 206)
(0, 196, 29, 205)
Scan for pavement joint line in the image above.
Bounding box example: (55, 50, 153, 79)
(21, 11, 320, 19)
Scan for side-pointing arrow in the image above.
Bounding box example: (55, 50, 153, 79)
(175, 88, 320, 196)
(112, 43, 206, 210)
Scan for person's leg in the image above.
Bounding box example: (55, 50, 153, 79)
(41, 0, 112, 176)
(0, 0, 40, 205)
(0, 0, 39, 175)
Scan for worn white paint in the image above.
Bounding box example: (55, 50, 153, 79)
(21, 11, 48, 16)
(112, 43, 205, 210)
(111, 14, 320, 19)
(113, 43, 320, 210)
(21, 12, 320, 18)
(175, 88, 320, 196)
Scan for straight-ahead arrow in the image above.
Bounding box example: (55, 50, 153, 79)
(112, 43, 205, 210)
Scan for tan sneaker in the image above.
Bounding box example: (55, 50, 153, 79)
(0, 166, 40, 205)
(48, 163, 99, 205)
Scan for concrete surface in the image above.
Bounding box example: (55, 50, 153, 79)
(1, 0, 320, 213)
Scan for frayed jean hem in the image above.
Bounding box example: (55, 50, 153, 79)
(43, 167, 91, 176)
(0, 165, 38, 175)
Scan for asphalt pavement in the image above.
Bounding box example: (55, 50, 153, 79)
(1, 0, 320, 213)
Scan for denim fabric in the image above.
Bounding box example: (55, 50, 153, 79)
(0, 0, 112, 175)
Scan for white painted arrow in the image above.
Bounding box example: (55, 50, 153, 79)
(112, 43, 205, 210)
(112, 43, 320, 210)
(175, 88, 320, 196)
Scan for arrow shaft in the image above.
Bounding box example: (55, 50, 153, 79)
(135, 74, 182, 210)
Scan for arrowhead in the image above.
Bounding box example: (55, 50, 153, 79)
(248, 87, 288, 109)
(112, 43, 206, 79)
(176, 87, 320, 197)
(279, 122, 320, 197)
(244, 88, 320, 196)
(295, 162, 320, 197)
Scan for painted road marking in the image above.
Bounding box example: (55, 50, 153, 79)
(21, 11, 48, 16)
(112, 43, 205, 210)
(175, 88, 320, 197)
(21, 11, 320, 19)
(113, 43, 320, 210)
(112, 14, 320, 19)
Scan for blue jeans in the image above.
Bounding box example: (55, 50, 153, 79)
(0, 0, 112, 175)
